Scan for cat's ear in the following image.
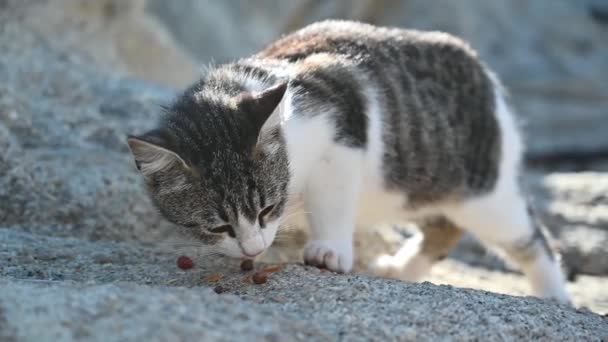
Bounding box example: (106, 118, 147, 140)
(126, 130, 189, 179)
(236, 83, 288, 156)
(238, 82, 288, 132)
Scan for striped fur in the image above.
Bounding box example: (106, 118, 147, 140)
(258, 21, 500, 205)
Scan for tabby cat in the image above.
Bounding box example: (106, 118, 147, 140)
(127, 20, 570, 303)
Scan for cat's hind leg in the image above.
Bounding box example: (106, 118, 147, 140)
(371, 216, 463, 282)
(437, 81, 570, 303)
(443, 188, 571, 304)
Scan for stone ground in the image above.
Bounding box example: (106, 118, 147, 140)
(1, 229, 607, 341)
(0, 2, 607, 341)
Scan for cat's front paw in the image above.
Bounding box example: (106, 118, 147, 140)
(303, 240, 353, 273)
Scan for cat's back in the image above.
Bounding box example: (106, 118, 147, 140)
(257, 20, 501, 206)
(257, 19, 478, 66)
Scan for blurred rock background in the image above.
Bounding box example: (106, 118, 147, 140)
(16, 0, 608, 159)
(149, 0, 608, 159)
(1, 1, 607, 339)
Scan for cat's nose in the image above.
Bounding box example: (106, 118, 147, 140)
(243, 249, 263, 257)
(240, 235, 265, 257)
(242, 246, 264, 257)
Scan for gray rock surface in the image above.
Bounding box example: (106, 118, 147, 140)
(530, 173, 608, 275)
(3, 0, 200, 88)
(2, 229, 607, 341)
(0, 13, 179, 244)
(147, 0, 608, 158)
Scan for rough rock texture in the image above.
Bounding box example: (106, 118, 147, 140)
(0, 11, 180, 245)
(148, 0, 608, 158)
(1, 2, 608, 340)
(1, 229, 607, 341)
(529, 173, 608, 276)
(6, 0, 200, 88)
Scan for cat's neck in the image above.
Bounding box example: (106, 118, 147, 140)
(278, 89, 333, 198)
(205, 59, 293, 95)
(208, 61, 334, 198)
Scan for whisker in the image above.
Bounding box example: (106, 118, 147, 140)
(272, 230, 306, 242)
(284, 209, 311, 216)
(197, 251, 224, 258)
(276, 228, 303, 237)
(271, 233, 295, 240)
(270, 237, 299, 245)
(279, 210, 311, 223)
(156, 241, 206, 250)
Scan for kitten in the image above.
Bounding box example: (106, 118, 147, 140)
(127, 20, 570, 303)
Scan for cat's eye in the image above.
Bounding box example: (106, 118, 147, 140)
(210, 224, 236, 238)
(258, 204, 275, 228)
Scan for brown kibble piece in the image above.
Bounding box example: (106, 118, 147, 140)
(262, 265, 283, 273)
(203, 273, 224, 283)
(240, 259, 254, 271)
(252, 271, 268, 284)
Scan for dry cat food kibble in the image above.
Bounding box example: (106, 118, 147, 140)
(176, 256, 194, 270)
(243, 264, 284, 285)
(252, 271, 268, 284)
(240, 259, 254, 271)
(203, 273, 224, 283)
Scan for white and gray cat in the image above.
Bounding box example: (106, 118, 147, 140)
(127, 20, 570, 303)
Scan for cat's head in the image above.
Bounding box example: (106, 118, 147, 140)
(127, 82, 290, 258)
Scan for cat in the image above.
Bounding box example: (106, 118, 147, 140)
(127, 20, 570, 303)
